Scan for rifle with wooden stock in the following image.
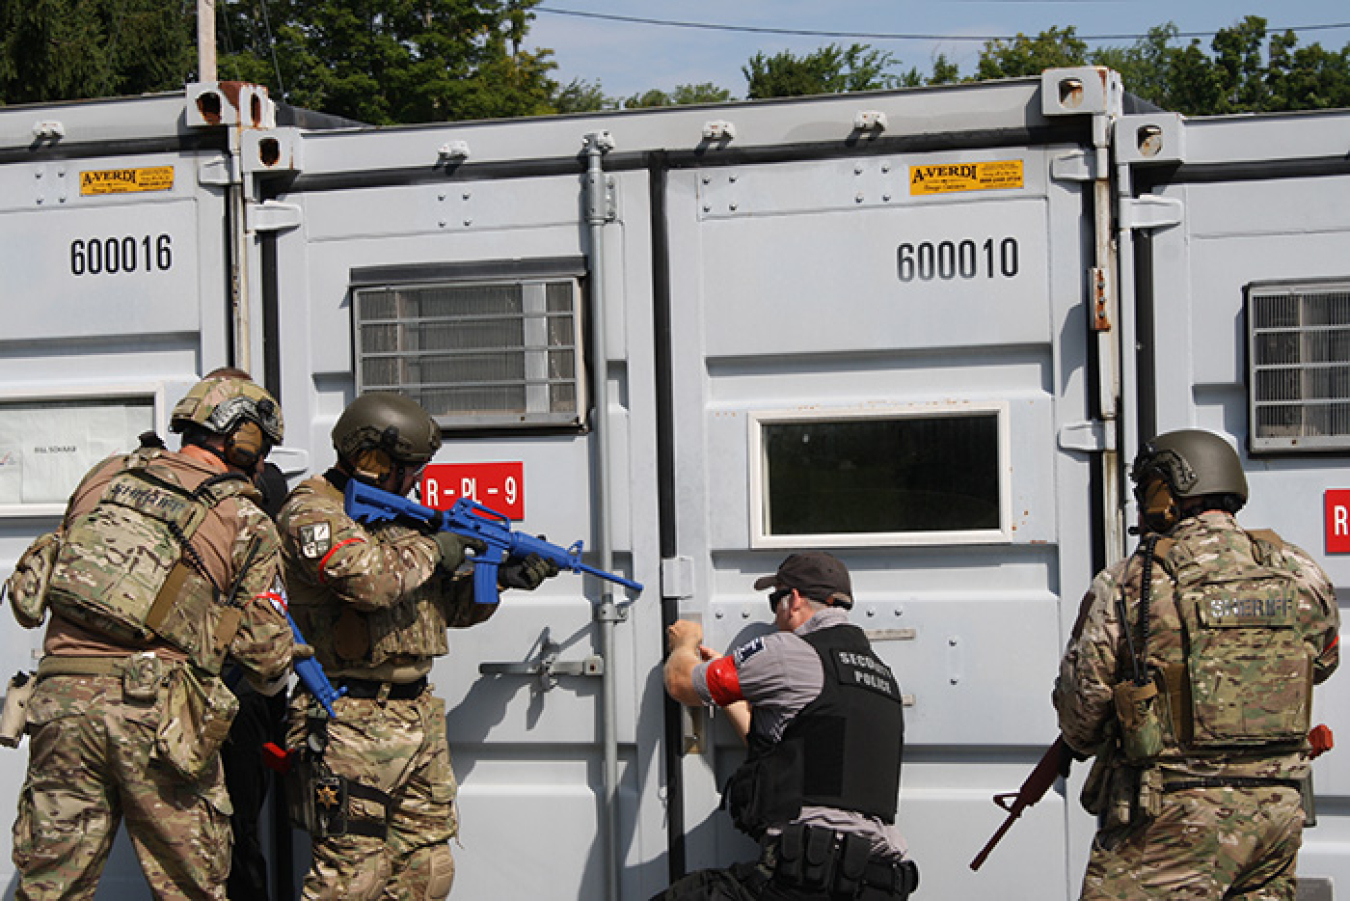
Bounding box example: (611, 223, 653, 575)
(970, 736, 1073, 871)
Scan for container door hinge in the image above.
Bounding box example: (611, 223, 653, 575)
(250, 201, 303, 234)
(1059, 420, 1116, 453)
(1121, 195, 1183, 231)
(1050, 150, 1094, 183)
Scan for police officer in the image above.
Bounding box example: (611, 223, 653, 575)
(1055, 429, 1340, 899)
(8, 374, 295, 901)
(278, 392, 556, 901)
(656, 552, 918, 901)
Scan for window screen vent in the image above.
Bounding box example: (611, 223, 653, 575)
(1247, 279, 1350, 452)
(353, 270, 586, 430)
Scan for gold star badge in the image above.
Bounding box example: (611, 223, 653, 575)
(316, 785, 340, 808)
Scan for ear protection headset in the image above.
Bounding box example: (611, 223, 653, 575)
(224, 420, 269, 469)
(347, 426, 403, 483)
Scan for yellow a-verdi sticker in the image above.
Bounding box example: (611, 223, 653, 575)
(79, 166, 174, 196)
(910, 160, 1023, 195)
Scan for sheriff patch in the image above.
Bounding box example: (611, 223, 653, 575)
(299, 523, 332, 559)
(733, 637, 766, 667)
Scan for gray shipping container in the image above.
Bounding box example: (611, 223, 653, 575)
(0, 69, 1344, 900)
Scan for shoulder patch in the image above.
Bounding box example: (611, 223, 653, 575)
(733, 636, 766, 667)
(298, 522, 332, 559)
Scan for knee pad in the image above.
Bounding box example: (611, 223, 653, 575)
(410, 843, 455, 901)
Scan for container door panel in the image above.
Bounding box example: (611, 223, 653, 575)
(663, 145, 1099, 901)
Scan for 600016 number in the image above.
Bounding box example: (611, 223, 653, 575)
(70, 234, 173, 276)
(897, 237, 1019, 282)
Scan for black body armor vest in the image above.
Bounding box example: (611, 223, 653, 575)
(723, 624, 904, 839)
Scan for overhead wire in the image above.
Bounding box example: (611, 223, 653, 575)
(534, 5, 1350, 45)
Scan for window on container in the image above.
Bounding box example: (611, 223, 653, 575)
(0, 395, 155, 509)
(1247, 279, 1350, 453)
(752, 408, 1007, 547)
(352, 268, 585, 430)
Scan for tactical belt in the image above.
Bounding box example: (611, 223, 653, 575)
(37, 655, 129, 679)
(765, 824, 919, 899)
(1164, 776, 1302, 793)
(336, 676, 428, 701)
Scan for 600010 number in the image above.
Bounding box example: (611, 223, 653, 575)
(897, 237, 1019, 282)
(70, 234, 173, 276)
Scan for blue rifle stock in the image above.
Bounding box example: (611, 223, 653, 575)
(288, 612, 346, 718)
(343, 479, 644, 603)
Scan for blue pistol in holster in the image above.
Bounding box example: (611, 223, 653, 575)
(343, 479, 643, 603)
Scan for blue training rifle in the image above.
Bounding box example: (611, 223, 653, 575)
(288, 613, 347, 718)
(343, 478, 644, 603)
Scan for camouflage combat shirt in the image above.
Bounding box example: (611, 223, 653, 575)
(277, 472, 490, 682)
(1055, 511, 1340, 782)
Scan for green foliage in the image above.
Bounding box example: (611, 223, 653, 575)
(622, 82, 733, 109)
(551, 78, 614, 114)
(218, 0, 557, 124)
(743, 42, 901, 99)
(1085, 16, 1350, 114)
(0, 0, 194, 104)
(976, 26, 1089, 80)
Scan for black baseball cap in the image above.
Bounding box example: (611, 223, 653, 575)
(753, 552, 853, 608)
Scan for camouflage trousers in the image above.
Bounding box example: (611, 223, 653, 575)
(287, 688, 458, 901)
(12, 674, 233, 901)
(1080, 784, 1303, 900)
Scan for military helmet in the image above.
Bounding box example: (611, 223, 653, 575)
(1130, 429, 1248, 505)
(332, 393, 441, 477)
(170, 376, 284, 445)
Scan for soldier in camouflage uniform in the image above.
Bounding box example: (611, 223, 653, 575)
(6, 375, 295, 901)
(279, 393, 556, 901)
(1055, 429, 1340, 900)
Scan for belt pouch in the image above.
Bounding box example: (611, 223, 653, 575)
(154, 665, 239, 781)
(834, 832, 870, 895)
(776, 823, 806, 884)
(801, 825, 834, 889)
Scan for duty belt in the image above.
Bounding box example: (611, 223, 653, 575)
(765, 823, 919, 899)
(1164, 775, 1303, 793)
(334, 676, 428, 701)
(38, 655, 129, 679)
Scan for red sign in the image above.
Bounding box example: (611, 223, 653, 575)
(1325, 490, 1350, 553)
(421, 462, 524, 521)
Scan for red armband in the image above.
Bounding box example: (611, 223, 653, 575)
(704, 655, 744, 707)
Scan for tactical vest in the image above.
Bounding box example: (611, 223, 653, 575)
(45, 450, 255, 673)
(1147, 528, 1313, 754)
(723, 624, 904, 839)
(285, 475, 451, 673)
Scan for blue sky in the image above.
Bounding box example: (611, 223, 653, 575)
(523, 1, 1350, 102)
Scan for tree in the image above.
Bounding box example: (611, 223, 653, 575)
(552, 78, 615, 114)
(743, 42, 900, 99)
(0, 0, 193, 104)
(976, 26, 1088, 80)
(1087, 16, 1350, 115)
(218, 0, 558, 124)
(622, 83, 733, 109)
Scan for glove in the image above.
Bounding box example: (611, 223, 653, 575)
(497, 553, 559, 591)
(293, 642, 316, 662)
(435, 532, 487, 573)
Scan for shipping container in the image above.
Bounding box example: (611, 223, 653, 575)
(0, 69, 1344, 900)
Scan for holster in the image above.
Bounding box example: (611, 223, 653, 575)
(285, 713, 390, 840)
(0, 672, 35, 748)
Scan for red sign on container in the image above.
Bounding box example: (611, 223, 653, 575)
(1325, 490, 1350, 553)
(421, 462, 525, 521)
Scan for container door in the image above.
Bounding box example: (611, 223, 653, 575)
(0, 92, 237, 896)
(1121, 107, 1350, 897)
(660, 137, 1103, 900)
(260, 129, 665, 899)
